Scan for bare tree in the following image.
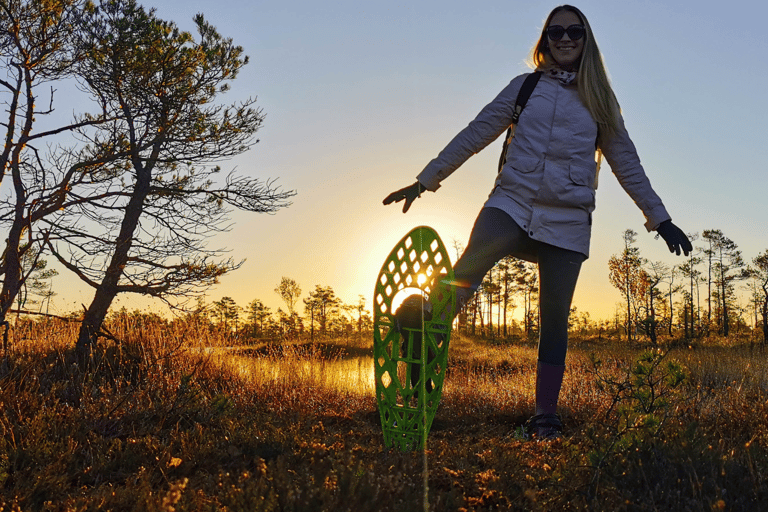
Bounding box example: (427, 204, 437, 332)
(274, 277, 301, 317)
(42, 0, 294, 354)
(608, 229, 646, 343)
(702, 230, 746, 336)
(747, 251, 768, 343)
(663, 264, 684, 337)
(354, 294, 369, 334)
(642, 260, 669, 345)
(676, 232, 702, 338)
(274, 276, 301, 336)
(701, 229, 719, 332)
(0, 0, 109, 326)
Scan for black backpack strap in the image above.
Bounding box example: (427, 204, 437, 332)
(498, 71, 542, 173)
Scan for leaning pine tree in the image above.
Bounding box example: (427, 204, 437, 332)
(44, 0, 294, 355)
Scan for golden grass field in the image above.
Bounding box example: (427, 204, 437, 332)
(0, 315, 766, 511)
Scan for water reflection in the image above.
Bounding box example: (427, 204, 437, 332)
(223, 353, 376, 395)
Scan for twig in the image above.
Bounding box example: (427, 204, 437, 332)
(7, 308, 81, 322)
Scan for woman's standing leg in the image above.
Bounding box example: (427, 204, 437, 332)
(529, 242, 585, 438)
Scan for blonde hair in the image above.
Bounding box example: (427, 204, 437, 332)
(531, 5, 620, 142)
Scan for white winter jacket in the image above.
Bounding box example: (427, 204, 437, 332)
(416, 72, 671, 259)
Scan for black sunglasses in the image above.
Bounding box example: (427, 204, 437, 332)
(546, 24, 586, 41)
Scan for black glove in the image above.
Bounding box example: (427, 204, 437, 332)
(383, 181, 424, 213)
(656, 220, 693, 256)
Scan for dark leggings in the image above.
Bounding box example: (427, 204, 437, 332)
(452, 207, 584, 366)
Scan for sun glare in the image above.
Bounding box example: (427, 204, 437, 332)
(390, 287, 427, 316)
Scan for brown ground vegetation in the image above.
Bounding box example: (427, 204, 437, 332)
(0, 317, 766, 511)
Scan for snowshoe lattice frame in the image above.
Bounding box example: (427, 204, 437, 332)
(373, 226, 455, 451)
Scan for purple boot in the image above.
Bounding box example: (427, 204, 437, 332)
(525, 361, 565, 440)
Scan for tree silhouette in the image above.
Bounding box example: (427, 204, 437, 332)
(701, 230, 719, 331)
(14, 245, 58, 315)
(507, 260, 539, 338)
(354, 295, 368, 334)
(247, 299, 271, 338)
(746, 251, 768, 343)
(702, 230, 746, 336)
(0, 0, 105, 327)
(496, 256, 517, 337)
(40, 0, 294, 354)
(608, 229, 646, 342)
(662, 264, 684, 337)
(676, 232, 702, 338)
(481, 267, 500, 339)
(212, 296, 239, 333)
(642, 260, 670, 345)
(274, 277, 301, 334)
(303, 285, 339, 339)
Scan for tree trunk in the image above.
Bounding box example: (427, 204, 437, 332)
(470, 296, 477, 335)
(0, 71, 35, 326)
(690, 294, 696, 339)
(0, 222, 23, 324)
(310, 307, 315, 342)
(625, 290, 632, 343)
(0, 142, 33, 326)
(649, 293, 657, 346)
(668, 285, 674, 337)
(503, 295, 508, 338)
(722, 276, 729, 337)
(689, 272, 695, 338)
(478, 300, 485, 336)
(76, 163, 152, 356)
(695, 281, 702, 338)
(487, 292, 493, 339)
(707, 251, 712, 331)
(624, 267, 632, 343)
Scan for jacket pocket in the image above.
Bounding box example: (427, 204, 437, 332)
(569, 163, 596, 188)
(505, 154, 542, 174)
(494, 154, 542, 198)
(563, 163, 596, 211)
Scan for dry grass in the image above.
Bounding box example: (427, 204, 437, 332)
(0, 316, 766, 511)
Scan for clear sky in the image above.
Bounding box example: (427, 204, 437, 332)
(47, 0, 768, 322)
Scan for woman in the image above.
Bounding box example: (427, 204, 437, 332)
(383, 5, 692, 439)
